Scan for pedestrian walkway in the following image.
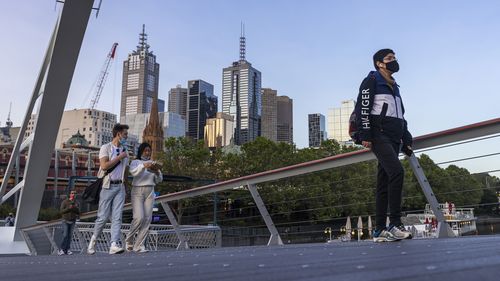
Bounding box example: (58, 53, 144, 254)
(2, 235, 500, 281)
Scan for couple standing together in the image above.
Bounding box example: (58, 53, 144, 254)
(87, 123, 163, 254)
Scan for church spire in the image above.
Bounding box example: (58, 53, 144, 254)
(142, 96, 163, 159)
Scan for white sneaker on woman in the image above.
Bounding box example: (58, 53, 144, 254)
(109, 242, 124, 254)
(133, 245, 149, 253)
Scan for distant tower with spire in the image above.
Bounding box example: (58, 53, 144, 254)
(120, 24, 160, 118)
(0, 102, 14, 144)
(6, 102, 13, 128)
(221, 23, 262, 145)
(142, 94, 164, 159)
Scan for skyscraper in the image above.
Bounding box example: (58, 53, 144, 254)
(327, 99, 355, 143)
(120, 25, 160, 117)
(222, 24, 262, 145)
(261, 88, 277, 142)
(308, 113, 326, 148)
(158, 99, 165, 113)
(187, 80, 217, 141)
(277, 95, 293, 144)
(204, 112, 235, 148)
(168, 85, 188, 118)
(261, 88, 293, 144)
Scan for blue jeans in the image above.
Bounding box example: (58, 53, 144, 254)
(93, 183, 125, 243)
(61, 221, 75, 252)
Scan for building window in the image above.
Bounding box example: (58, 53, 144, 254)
(126, 96, 139, 115)
(147, 74, 155, 92)
(83, 128, 86, 131)
(146, 96, 153, 113)
(127, 73, 140, 90)
(147, 56, 155, 72)
(128, 55, 140, 70)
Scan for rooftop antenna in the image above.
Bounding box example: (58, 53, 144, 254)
(137, 24, 150, 53)
(239, 22, 246, 62)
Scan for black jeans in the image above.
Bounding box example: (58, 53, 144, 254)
(61, 221, 75, 252)
(371, 137, 404, 230)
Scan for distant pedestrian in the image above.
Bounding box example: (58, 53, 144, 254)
(353, 48, 413, 242)
(4, 212, 14, 226)
(125, 143, 162, 253)
(59, 190, 80, 255)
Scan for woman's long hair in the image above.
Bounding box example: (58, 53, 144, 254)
(136, 142, 152, 160)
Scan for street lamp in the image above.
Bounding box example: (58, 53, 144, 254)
(324, 227, 333, 242)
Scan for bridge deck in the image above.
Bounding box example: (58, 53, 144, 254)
(2, 235, 500, 281)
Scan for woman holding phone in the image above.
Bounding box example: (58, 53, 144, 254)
(125, 142, 163, 253)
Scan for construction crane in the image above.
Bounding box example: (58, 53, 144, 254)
(89, 42, 118, 109)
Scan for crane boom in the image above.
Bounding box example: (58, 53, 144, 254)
(90, 42, 118, 109)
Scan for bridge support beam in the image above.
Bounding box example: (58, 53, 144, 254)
(248, 184, 284, 246)
(161, 202, 189, 250)
(0, 0, 94, 255)
(408, 154, 454, 238)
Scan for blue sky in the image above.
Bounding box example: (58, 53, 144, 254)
(0, 0, 499, 175)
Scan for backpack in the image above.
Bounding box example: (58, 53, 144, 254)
(349, 72, 377, 144)
(82, 160, 121, 204)
(348, 111, 361, 144)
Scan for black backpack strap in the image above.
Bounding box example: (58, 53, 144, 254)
(104, 159, 122, 176)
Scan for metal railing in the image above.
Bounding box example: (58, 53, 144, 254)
(77, 118, 500, 246)
(20, 221, 221, 256)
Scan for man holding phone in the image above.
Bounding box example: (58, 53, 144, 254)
(59, 190, 80, 255)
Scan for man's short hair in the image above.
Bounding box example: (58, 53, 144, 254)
(112, 123, 129, 137)
(373, 48, 395, 70)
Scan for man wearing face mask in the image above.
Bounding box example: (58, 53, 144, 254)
(87, 123, 130, 254)
(354, 49, 413, 242)
(125, 142, 163, 253)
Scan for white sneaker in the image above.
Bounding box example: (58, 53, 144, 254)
(58, 249, 66, 256)
(133, 245, 149, 253)
(389, 225, 412, 240)
(87, 236, 96, 255)
(66, 250, 73, 255)
(125, 241, 134, 252)
(109, 242, 124, 254)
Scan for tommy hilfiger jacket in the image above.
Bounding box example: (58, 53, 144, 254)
(355, 71, 412, 145)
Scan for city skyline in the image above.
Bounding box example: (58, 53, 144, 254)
(1, 0, 499, 176)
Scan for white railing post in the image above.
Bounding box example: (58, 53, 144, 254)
(160, 202, 189, 250)
(247, 184, 283, 246)
(408, 154, 454, 238)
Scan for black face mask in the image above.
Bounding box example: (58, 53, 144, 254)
(385, 60, 399, 73)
